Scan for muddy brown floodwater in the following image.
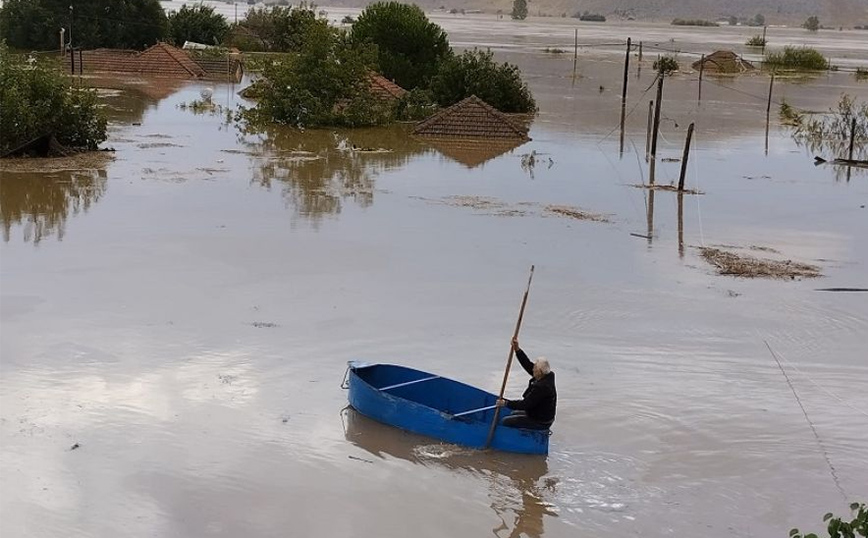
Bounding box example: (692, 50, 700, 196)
(2, 11, 868, 538)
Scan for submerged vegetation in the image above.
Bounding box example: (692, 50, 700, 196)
(0, 43, 106, 156)
(764, 47, 829, 70)
(671, 19, 718, 27)
(782, 95, 868, 159)
(856, 68, 868, 82)
(238, 3, 535, 128)
(746, 35, 768, 47)
(351, 2, 450, 90)
(430, 49, 536, 113)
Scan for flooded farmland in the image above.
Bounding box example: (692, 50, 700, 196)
(2, 11, 868, 538)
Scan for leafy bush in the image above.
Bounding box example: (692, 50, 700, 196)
(239, 25, 387, 128)
(543, 47, 566, 54)
(671, 19, 718, 27)
(429, 48, 536, 113)
(0, 0, 166, 50)
(395, 88, 438, 121)
(0, 43, 106, 155)
(351, 2, 451, 90)
(166, 4, 229, 46)
(790, 502, 867, 538)
(511, 0, 528, 20)
(227, 4, 325, 52)
(653, 55, 679, 75)
(855, 68, 868, 81)
(746, 35, 767, 47)
(578, 12, 606, 22)
(765, 47, 829, 70)
(803, 16, 820, 31)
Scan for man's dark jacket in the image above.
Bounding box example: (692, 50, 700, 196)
(506, 347, 557, 423)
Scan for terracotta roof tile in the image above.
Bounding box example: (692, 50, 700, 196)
(413, 96, 530, 140)
(368, 74, 407, 101)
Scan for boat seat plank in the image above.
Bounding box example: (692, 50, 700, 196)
(452, 404, 497, 418)
(380, 375, 441, 391)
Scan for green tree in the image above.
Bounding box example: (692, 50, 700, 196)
(228, 4, 325, 52)
(240, 26, 388, 128)
(0, 0, 166, 51)
(166, 4, 229, 46)
(511, 0, 528, 20)
(430, 48, 536, 113)
(752, 13, 766, 26)
(803, 16, 820, 31)
(0, 43, 106, 154)
(350, 2, 451, 90)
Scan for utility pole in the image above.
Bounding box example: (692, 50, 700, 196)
(68, 4, 74, 50)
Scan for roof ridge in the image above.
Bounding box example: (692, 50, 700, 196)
(413, 95, 529, 140)
(144, 42, 205, 77)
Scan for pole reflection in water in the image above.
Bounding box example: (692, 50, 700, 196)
(341, 407, 557, 538)
(677, 191, 684, 258)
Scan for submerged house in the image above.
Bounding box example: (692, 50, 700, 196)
(692, 51, 755, 73)
(412, 95, 531, 168)
(73, 42, 243, 82)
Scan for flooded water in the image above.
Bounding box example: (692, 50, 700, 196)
(2, 13, 868, 538)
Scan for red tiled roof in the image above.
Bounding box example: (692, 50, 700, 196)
(74, 42, 209, 79)
(368, 74, 407, 101)
(413, 95, 529, 140)
(138, 42, 206, 78)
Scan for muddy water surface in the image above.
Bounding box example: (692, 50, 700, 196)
(2, 21, 868, 538)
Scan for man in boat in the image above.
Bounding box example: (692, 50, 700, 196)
(496, 338, 556, 430)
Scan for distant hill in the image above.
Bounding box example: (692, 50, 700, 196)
(320, 0, 868, 26)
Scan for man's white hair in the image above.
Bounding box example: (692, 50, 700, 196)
(533, 357, 551, 377)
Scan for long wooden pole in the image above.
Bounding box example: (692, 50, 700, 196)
(484, 265, 535, 449)
(678, 122, 695, 191)
(649, 75, 664, 185)
(619, 37, 632, 156)
(645, 100, 653, 161)
(765, 73, 775, 155)
(698, 54, 705, 101)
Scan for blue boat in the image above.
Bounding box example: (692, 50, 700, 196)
(343, 361, 550, 455)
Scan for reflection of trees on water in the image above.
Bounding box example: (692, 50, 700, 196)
(341, 407, 557, 538)
(0, 164, 108, 244)
(244, 126, 429, 225)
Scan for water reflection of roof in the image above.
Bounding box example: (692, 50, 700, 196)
(413, 95, 531, 140)
(422, 137, 527, 168)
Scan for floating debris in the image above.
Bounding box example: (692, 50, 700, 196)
(544, 205, 609, 222)
(698, 247, 821, 279)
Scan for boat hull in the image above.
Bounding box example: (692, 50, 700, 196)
(346, 362, 549, 455)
